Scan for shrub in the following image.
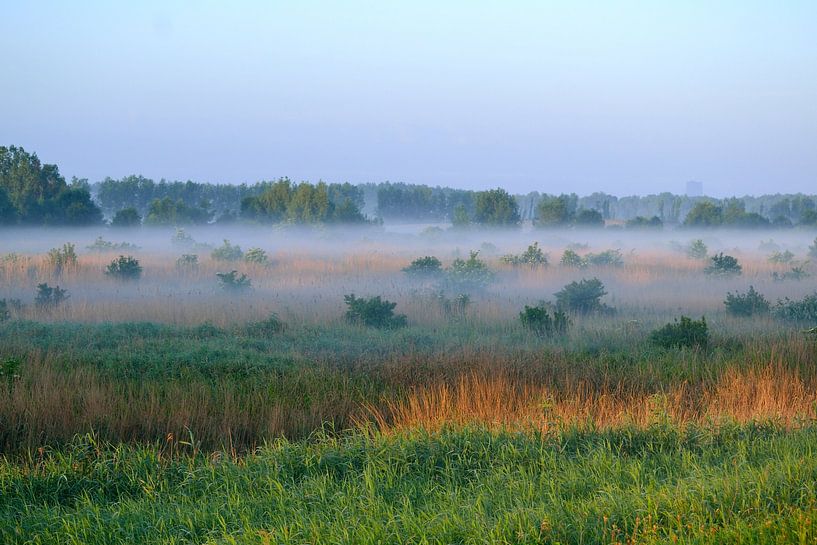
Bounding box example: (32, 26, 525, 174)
(436, 292, 471, 319)
(686, 239, 708, 260)
(211, 240, 244, 262)
(35, 283, 69, 309)
(500, 242, 548, 268)
(403, 256, 443, 277)
(344, 294, 407, 329)
(809, 238, 817, 259)
(86, 236, 140, 252)
(768, 250, 795, 264)
(774, 293, 817, 323)
(554, 278, 611, 314)
(216, 271, 252, 292)
(47, 243, 77, 274)
(244, 313, 285, 336)
(244, 247, 268, 264)
(704, 253, 742, 276)
(444, 251, 494, 291)
(772, 266, 810, 282)
(0, 300, 9, 322)
(176, 254, 199, 270)
(105, 255, 143, 280)
(724, 286, 770, 317)
(0, 358, 21, 392)
(560, 249, 588, 269)
(519, 304, 569, 337)
(586, 249, 624, 267)
(626, 216, 662, 229)
(171, 228, 195, 247)
(650, 316, 709, 349)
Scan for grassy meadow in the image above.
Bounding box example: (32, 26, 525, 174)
(1, 225, 817, 543)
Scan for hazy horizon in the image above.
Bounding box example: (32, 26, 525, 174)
(2, 1, 815, 198)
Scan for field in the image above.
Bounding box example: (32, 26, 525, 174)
(1, 225, 817, 544)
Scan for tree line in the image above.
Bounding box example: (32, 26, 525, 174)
(2, 145, 817, 228)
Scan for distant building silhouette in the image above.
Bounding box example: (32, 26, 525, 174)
(686, 180, 703, 197)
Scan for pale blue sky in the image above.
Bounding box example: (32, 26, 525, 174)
(2, 1, 815, 196)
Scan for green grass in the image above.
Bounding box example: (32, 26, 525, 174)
(2, 424, 817, 544)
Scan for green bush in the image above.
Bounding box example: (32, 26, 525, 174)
(554, 278, 612, 314)
(344, 294, 407, 329)
(519, 304, 569, 337)
(87, 236, 140, 252)
(444, 251, 494, 291)
(559, 249, 588, 268)
(650, 316, 709, 349)
(724, 286, 770, 317)
(704, 253, 742, 276)
(211, 240, 243, 262)
(216, 271, 252, 292)
(403, 256, 443, 277)
(0, 357, 21, 392)
(244, 313, 285, 336)
(500, 242, 548, 268)
(110, 207, 142, 227)
(35, 283, 69, 309)
(105, 255, 143, 280)
(586, 249, 624, 267)
(176, 254, 199, 270)
(774, 293, 817, 323)
(46, 243, 77, 274)
(686, 239, 708, 260)
(244, 247, 268, 264)
(772, 266, 810, 282)
(768, 250, 795, 264)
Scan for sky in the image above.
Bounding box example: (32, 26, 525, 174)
(1, 1, 816, 197)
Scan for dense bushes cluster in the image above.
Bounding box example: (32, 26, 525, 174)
(650, 316, 709, 349)
(344, 294, 407, 329)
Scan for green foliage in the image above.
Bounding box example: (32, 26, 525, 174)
(472, 188, 520, 226)
(724, 286, 770, 317)
(242, 178, 368, 224)
(650, 316, 709, 349)
(110, 207, 142, 227)
(768, 250, 795, 263)
(626, 215, 663, 228)
(243, 247, 268, 264)
(586, 249, 624, 267)
(686, 239, 708, 260)
(105, 256, 143, 280)
(559, 249, 588, 268)
(554, 278, 611, 314)
(451, 204, 470, 228)
(211, 240, 243, 262)
(176, 254, 199, 270)
(573, 208, 604, 227)
(216, 270, 252, 292)
(86, 236, 140, 252)
(47, 243, 78, 274)
(344, 294, 407, 329)
(684, 199, 769, 228)
(535, 194, 576, 227)
(403, 256, 443, 277)
(444, 251, 494, 291)
(0, 357, 21, 392)
(144, 197, 213, 226)
(0, 146, 102, 225)
(684, 201, 722, 227)
(704, 253, 742, 276)
(35, 283, 69, 309)
(244, 313, 286, 336)
(773, 266, 810, 282)
(519, 304, 569, 337)
(774, 293, 817, 323)
(500, 242, 548, 268)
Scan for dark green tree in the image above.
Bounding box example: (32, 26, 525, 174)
(473, 188, 520, 227)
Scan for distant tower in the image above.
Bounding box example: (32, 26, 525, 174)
(685, 180, 703, 197)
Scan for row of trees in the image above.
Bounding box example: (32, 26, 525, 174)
(0, 146, 102, 226)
